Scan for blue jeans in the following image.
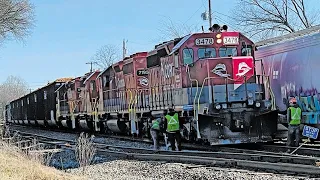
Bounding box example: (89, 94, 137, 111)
(150, 129, 160, 150)
(287, 125, 300, 147)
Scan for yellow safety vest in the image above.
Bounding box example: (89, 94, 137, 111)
(289, 107, 301, 125)
(165, 113, 179, 132)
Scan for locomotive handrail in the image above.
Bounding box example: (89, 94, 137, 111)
(265, 76, 276, 110)
(196, 75, 276, 111)
(128, 89, 133, 112)
(186, 64, 199, 120)
(197, 77, 224, 112)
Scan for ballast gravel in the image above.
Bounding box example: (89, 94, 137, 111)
(68, 160, 311, 180)
(8, 125, 317, 179)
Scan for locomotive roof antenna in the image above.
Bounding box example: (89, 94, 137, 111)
(123, 39, 128, 59)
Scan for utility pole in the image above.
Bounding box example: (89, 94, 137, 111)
(86, 61, 97, 72)
(208, 0, 212, 28)
(122, 39, 127, 59)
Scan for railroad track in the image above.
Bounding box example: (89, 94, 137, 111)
(6, 129, 320, 177)
(7, 124, 320, 158)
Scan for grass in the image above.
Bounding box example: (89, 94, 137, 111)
(0, 141, 82, 180)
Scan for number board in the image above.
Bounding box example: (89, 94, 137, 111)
(223, 36, 239, 45)
(195, 38, 214, 46)
(302, 125, 319, 139)
(136, 69, 149, 76)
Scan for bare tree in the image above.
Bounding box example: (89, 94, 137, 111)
(92, 44, 120, 69)
(233, 0, 319, 40)
(0, 0, 35, 42)
(0, 75, 28, 121)
(158, 17, 200, 41)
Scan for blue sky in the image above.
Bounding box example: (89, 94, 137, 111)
(0, 0, 317, 90)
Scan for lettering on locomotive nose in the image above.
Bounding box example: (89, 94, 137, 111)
(236, 62, 252, 77)
(212, 63, 230, 77)
(161, 62, 174, 78)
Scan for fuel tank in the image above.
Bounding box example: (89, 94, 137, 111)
(37, 120, 46, 126)
(79, 119, 93, 130)
(106, 119, 127, 133)
(61, 119, 72, 128)
(29, 120, 36, 125)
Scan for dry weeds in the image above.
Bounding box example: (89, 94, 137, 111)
(0, 139, 83, 180)
(75, 132, 96, 173)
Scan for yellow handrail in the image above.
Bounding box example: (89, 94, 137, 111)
(265, 76, 276, 110)
(197, 77, 223, 112)
(128, 89, 133, 112)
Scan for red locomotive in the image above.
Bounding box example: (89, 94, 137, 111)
(5, 24, 278, 145)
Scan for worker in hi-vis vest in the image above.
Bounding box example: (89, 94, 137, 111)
(150, 117, 163, 150)
(287, 97, 302, 148)
(164, 108, 181, 151)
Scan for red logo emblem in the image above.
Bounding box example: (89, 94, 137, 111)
(232, 57, 254, 84)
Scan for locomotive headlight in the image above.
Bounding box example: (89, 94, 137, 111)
(215, 104, 221, 110)
(216, 34, 222, 38)
(222, 104, 227, 109)
(248, 99, 254, 105)
(248, 92, 253, 98)
(217, 39, 222, 44)
(255, 102, 261, 108)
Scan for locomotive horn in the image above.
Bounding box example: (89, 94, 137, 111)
(211, 24, 220, 32)
(222, 25, 228, 31)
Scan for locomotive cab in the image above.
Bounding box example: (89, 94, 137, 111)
(169, 26, 278, 145)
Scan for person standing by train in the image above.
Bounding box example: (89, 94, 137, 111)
(287, 97, 302, 148)
(150, 116, 163, 150)
(164, 108, 182, 151)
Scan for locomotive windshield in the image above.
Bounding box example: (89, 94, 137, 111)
(198, 48, 216, 59)
(219, 47, 237, 57)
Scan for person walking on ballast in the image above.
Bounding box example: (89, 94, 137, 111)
(150, 117, 163, 150)
(164, 108, 182, 151)
(287, 97, 302, 149)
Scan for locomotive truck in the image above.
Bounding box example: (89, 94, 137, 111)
(5, 24, 278, 145)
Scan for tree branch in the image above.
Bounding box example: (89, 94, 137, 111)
(233, 0, 318, 40)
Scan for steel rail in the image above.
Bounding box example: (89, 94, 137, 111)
(95, 143, 320, 166)
(230, 143, 320, 157)
(9, 125, 320, 158)
(14, 130, 319, 166)
(96, 149, 320, 177)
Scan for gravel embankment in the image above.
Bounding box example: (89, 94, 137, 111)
(8, 125, 317, 179)
(68, 160, 310, 180)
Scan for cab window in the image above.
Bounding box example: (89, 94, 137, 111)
(198, 48, 216, 59)
(219, 47, 237, 57)
(183, 48, 194, 65)
(241, 46, 252, 56)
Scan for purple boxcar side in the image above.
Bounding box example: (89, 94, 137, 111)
(256, 31, 320, 112)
